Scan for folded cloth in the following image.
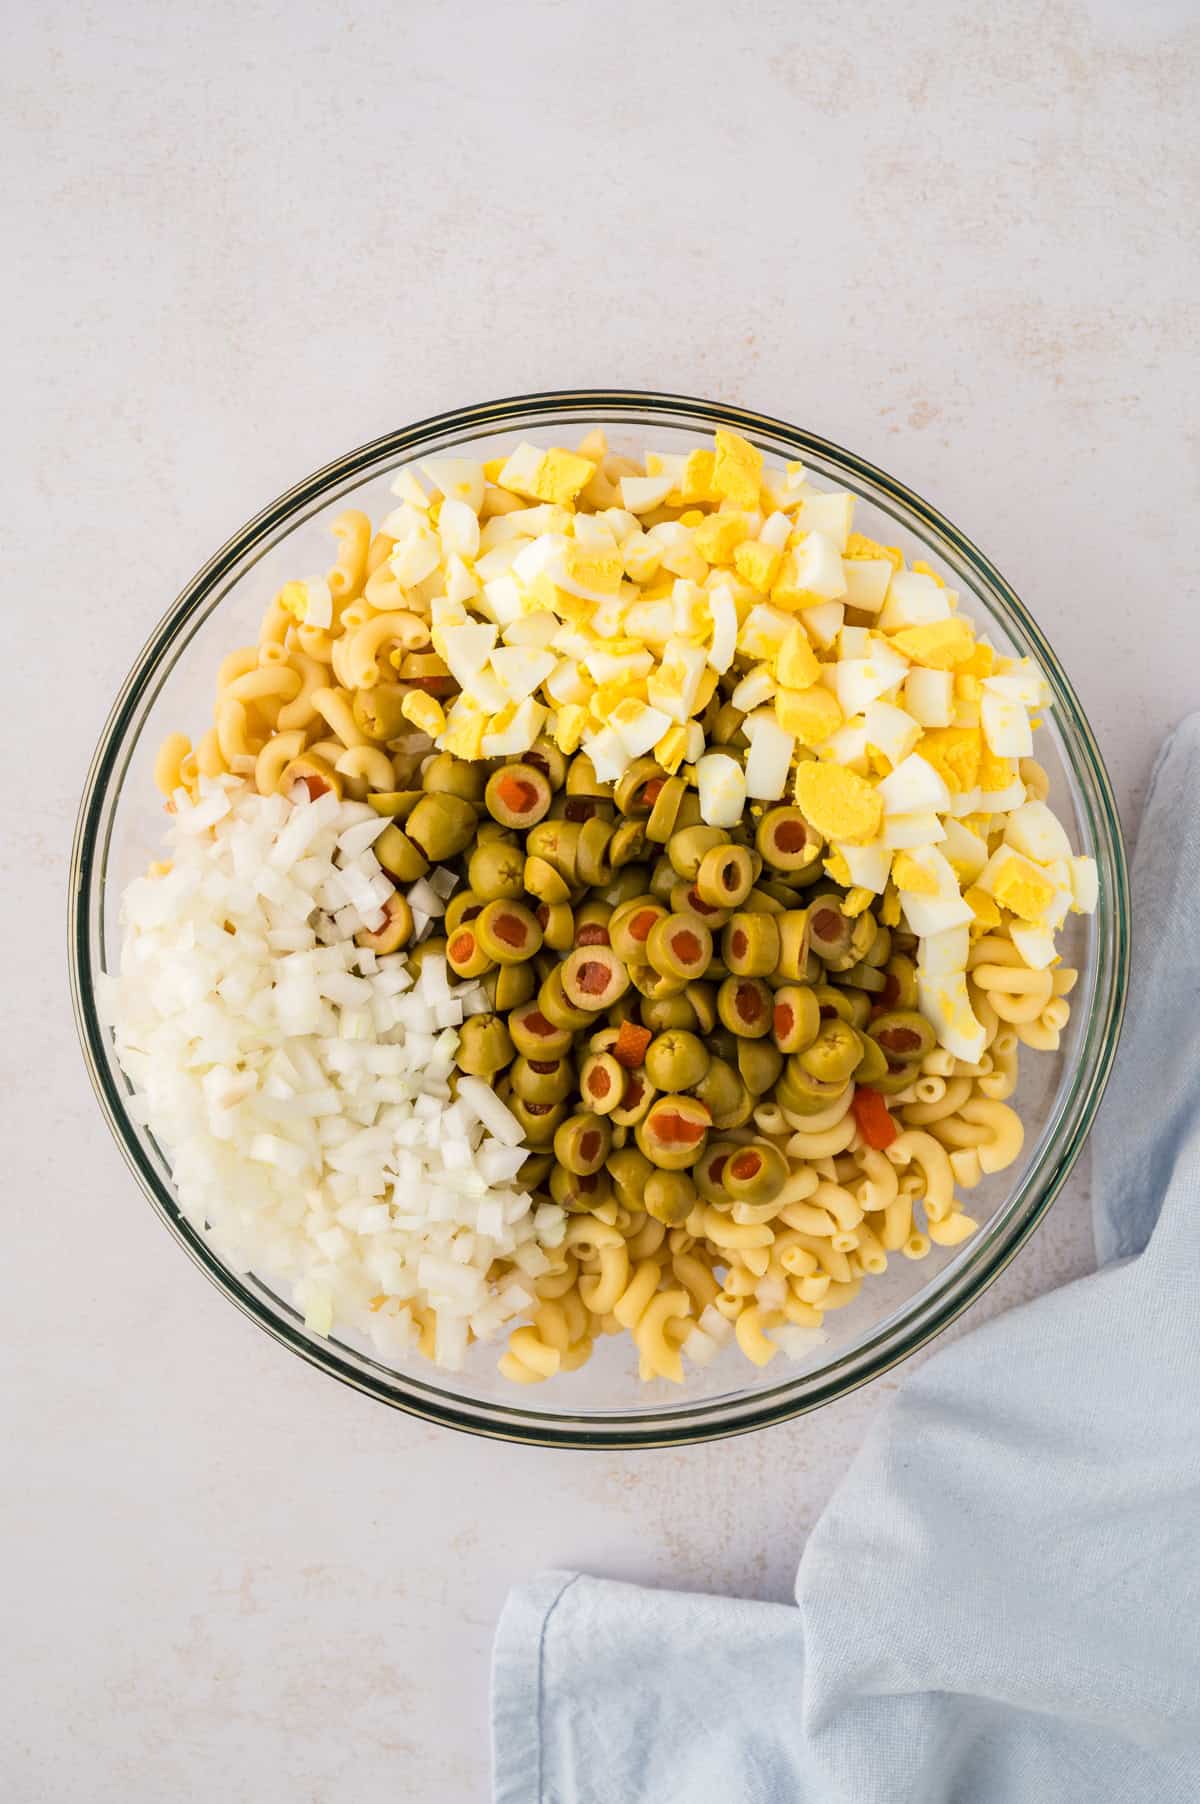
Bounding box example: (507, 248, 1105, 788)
(493, 715, 1200, 1804)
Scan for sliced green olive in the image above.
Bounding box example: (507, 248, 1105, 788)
(771, 984, 821, 1054)
(717, 976, 773, 1038)
(863, 923, 892, 968)
(520, 1150, 554, 1190)
(837, 959, 887, 993)
(811, 982, 859, 1025)
(648, 856, 678, 901)
(610, 1067, 657, 1126)
(353, 683, 410, 741)
(554, 1110, 612, 1176)
(609, 897, 668, 963)
(722, 1140, 788, 1206)
(721, 912, 781, 978)
(549, 1165, 613, 1212)
(639, 992, 699, 1034)
(366, 789, 423, 820)
(534, 901, 575, 951)
(467, 838, 525, 901)
(777, 1057, 848, 1114)
(511, 1096, 569, 1145)
(525, 820, 583, 884)
(694, 842, 755, 908)
(756, 806, 822, 872)
(560, 793, 614, 826)
(443, 889, 482, 935)
(579, 1051, 625, 1115)
(628, 962, 689, 1000)
(635, 1094, 712, 1170)
(797, 1019, 863, 1083)
(446, 924, 493, 979)
(613, 758, 667, 816)
(694, 1139, 737, 1204)
(484, 961, 538, 1012)
(608, 1144, 654, 1202)
(375, 823, 430, 883)
(525, 737, 568, 791)
(777, 910, 812, 982)
(474, 899, 543, 965)
(508, 1000, 574, 1060)
(669, 879, 731, 930)
(644, 1169, 698, 1225)
(644, 1030, 710, 1092)
(475, 819, 517, 845)
(709, 702, 747, 747)
(750, 878, 794, 909)
(421, 751, 487, 802)
(609, 818, 649, 869)
(853, 1032, 890, 1084)
(645, 913, 712, 982)
(537, 966, 596, 1031)
(575, 816, 614, 887)
(406, 792, 477, 862)
(511, 1055, 574, 1105)
(564, 752, 612, 799)
(560, 945, 631, 1012)
(606, 862, 652, 904)
(692, 1057, 753, 1130)
(667, 824, 727, 881)
(454, 1014, 515, 1078)
(645, 775, 687, 843)
(737, 1038, 783, 1097)
(523, 855, 571, 905)
(684, 981, 717, 1034)
(354, 892, 413, 954)
(675, 791, 703, 831)
(847, 910, 878, 965)
(484, 762, 552, 829)
(807, 896, 854, 965)
(882, 952, 919, 1010)
(868, 1009, 937, 1063)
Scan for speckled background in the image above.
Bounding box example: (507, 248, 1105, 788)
(5, 1, 1198, 1797)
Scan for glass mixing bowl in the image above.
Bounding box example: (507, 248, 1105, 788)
(70, 391, 1129, 1447)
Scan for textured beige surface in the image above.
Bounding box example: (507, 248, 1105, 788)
(4, 1, 1198, 1798)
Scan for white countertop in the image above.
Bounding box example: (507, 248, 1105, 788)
(7, 2, 1197, 1797)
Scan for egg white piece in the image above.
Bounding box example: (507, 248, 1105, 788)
(1068, 855, 1099, 914)
(878, 570, 953, 631)
(743, 711, 795, 799)
(696, 753, 746, 827)
(706, 584, 739, 673)
(840, 557, 892, 614)
(835, 839, 892, 893)
(800, 600, 845, 649)
(420, 458, 485, 514)
(621, 474, 675, 514)
(875, 752, 952, 816)
(1004, 800, 1072, 865)
(904, 667, 955, 727)
(981, 689, 1033, 758)
(881, 811, 947, 848)
(1010, 922, 1058, 970)
(864, 699, 922, 765)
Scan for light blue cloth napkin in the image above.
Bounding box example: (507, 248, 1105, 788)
(493, 715, 1200, 1804)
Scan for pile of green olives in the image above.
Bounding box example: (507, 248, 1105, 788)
(360, 741, 934, 1225)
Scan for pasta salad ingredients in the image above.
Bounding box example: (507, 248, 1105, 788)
(123, 424, 1099, 1387)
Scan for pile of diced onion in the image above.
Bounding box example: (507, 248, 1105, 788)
(100, 778, 572, 1369)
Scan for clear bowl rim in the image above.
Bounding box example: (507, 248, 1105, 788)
(69, 388, 1130, 1449)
